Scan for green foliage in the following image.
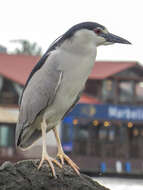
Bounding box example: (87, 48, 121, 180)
(11, 39, 42, 56)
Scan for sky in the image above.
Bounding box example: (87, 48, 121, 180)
(0, 0, 143, 63)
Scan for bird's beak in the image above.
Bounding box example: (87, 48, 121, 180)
(102, 32, 131, 44)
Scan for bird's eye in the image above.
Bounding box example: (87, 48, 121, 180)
(94, 28, 102, 35)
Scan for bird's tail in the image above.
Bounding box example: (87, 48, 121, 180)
(16, 123, 42, 150)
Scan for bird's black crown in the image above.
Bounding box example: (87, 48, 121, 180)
(48, 22, 105, 52)
(64, 22, 105, 38)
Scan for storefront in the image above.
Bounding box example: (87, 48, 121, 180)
(61, 103, 143, 174)
(0, 107, 21, 162)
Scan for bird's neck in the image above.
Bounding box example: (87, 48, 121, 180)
(61, 40, 97, 56)
(60, 30, 97, 56)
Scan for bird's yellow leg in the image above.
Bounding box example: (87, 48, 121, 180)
(38, 121, 62, 178)
(53, 127, 80, 175)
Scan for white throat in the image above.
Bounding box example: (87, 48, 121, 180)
(61, 29, 97, 56)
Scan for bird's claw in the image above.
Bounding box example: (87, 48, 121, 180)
(38, 154, 62, 178)
(57, 153, 64, 165)
(57, 152, 80, 175)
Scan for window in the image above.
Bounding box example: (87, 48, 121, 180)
(0, 78, 22, 105)
(72, 124, 89, 155)
(0, 125, 9, 146)
(0, 76, 4, 91)
(136, 82, 143, 102)
(0, 124, 15, 147)
(73, 125, 89, 141)
(99, 125, 108, 141)
(85, 80, 101, 97)
(119, 81, 134, 103)
(102, 80, 115, 102)
(108, 129, 115, 141)
(62, 123, 71, 144)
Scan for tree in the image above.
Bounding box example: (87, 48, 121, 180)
(11, 39, 42, 56)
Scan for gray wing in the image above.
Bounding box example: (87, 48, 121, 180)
(62, 89, 84, 119)
(16, 54, 63, 143)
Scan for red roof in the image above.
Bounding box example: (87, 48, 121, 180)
(0, 54, 138, 85)
(90, 61, 137, 79)
(79, 94, 101, 104)
(0, 53, 40, 85)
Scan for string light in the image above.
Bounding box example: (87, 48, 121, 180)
(104, 121, 110, 127)
(73, 119, 78, 125)
(133, 129, 139, 136)
(93, 120, 99, 126)
(128, 122, 133, 128)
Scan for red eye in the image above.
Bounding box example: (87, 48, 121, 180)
(94, 28, 101, 35)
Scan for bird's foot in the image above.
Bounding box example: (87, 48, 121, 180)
(56, 152, 80, 175)
(38, 153, 62, 178)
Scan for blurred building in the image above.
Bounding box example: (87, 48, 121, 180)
(0, 53, 143, 175)
(0, 45, 7, 53)
(0, 53, 41, 162)
(61, 61, 143, 175)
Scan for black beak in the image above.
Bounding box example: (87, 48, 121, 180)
(102, 32, 131, 44)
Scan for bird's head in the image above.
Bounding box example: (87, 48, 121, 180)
(62, 22, 131, 47)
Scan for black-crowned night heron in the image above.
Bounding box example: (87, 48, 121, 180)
(16, 22, 131, 177)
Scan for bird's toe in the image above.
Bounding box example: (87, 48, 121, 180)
(38, 154, 62, 178)
(57, 152, 80, 175)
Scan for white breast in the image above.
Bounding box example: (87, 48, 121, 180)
(44, 32, 97, 126)
(44, 50, 96, 125)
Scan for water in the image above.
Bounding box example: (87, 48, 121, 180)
(94, 177, 143, 190)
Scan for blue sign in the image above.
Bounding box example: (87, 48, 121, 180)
(66, 103, 143, 122)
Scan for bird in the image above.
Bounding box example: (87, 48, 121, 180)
(16, 21, 131, 178)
